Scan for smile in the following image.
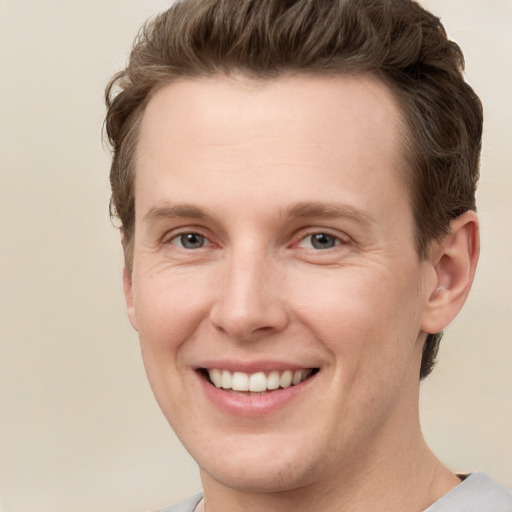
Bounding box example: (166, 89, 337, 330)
(203, 368, 318, 393)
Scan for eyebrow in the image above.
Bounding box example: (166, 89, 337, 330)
(142, 201, 374, 226)
(282, 202, 375, 226)
(143, 203, 210, 223)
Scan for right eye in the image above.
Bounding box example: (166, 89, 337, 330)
(170, 233, 208, 249)
(297, 232, 340, 250)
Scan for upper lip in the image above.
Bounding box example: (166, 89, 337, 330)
(195, 360, 318, 373)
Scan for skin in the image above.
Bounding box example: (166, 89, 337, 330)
(124, 74, 479, 512)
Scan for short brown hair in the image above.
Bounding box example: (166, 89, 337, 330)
(104, 0, 483, 379)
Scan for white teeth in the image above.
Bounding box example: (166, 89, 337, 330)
(292, 370, 302, 385)
(249, 372, 267, 392)
(221, 370, 232, 389)
(232, 371, 249, 391)
(210, 368, 223, 388)
(207, 368, 314, 392)
(279, 370, 293, 388)
(266, 370, 280, 390)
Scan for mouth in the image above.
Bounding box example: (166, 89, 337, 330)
(199, 367, 320, 395)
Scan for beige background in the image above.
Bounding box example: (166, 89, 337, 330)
(0, 1, 510, 511)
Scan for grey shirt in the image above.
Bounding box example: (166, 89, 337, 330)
(423, 472, 512, 511)
(156, 472, 512, 511)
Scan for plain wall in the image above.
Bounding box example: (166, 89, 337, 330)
(0, 1, 510, 511)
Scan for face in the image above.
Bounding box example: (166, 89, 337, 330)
(126, 74, 439, 493)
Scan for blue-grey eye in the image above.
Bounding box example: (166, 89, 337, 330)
(178, 233, 205, 249)
(309, 233, 337, 249)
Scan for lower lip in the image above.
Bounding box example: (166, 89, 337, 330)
(197, 372, 316, 417)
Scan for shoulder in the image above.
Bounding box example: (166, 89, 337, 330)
(154, 492, 204, 512)
(424, 472, 512, 512)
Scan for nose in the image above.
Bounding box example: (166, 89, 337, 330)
(209, 250, 290, 342)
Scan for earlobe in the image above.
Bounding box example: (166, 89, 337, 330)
(421, 211, 480, 334)
(123, 266, 139, 332)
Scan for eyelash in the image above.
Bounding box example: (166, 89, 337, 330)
(167, 232, 212, 249)
(295, 232, 345, 250)
(165, 229, 348, 252)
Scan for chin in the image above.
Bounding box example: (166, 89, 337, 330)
(201, 460, 314, 494)
(193, 435, 324, 494)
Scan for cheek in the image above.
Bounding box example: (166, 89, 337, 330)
(291, 266, 424, 368)
(132, 272, 212, 422)
(132, 270, 213, 355)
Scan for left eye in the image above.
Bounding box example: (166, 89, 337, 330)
(298, 233, 340, 250)
(171, 233, 207, 249)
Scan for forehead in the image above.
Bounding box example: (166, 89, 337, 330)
(135, 74, 410, 220)
(138, 73, 405, 157)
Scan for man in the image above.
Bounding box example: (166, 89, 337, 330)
(104, 0, 512, 510)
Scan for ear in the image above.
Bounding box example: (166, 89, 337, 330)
(421, 211, 480, 334)
(123, 266, 139, 332)
(121, 229, 139, 332)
